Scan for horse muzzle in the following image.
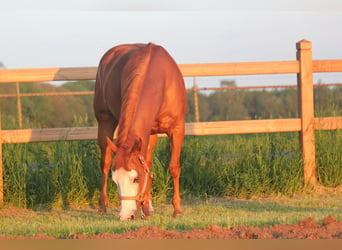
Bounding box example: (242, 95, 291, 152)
(119, 209, 138, 221)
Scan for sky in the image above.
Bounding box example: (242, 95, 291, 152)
(1, 0, 342, 87)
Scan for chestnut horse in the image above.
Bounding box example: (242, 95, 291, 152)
(94, 43, 187, 220)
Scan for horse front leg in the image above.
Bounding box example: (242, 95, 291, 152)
(141, 134, 158, 217)
(97, 118, 116, 213)
(99, 145, 112, 213)
(169, 123, 185, 217)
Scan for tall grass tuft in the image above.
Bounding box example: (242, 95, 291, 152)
(52, 141, 88, 208)
(179, 133, 303, 199)
(3, 144, 29, 208)
(316, 129, 342, 187)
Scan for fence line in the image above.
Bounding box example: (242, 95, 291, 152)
(1, 117, 341, 144)
(1, 60, 342, 84)
(1, 40, 342, 204)
(0, 82, 340, 126)
(1, 83, 341, 98)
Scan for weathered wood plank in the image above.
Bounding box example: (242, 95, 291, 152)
(0, 119, 302, 144)
(1, 60, 341, 84)
(313, 60, 342, 73)
(0, 67, 97, 83)
(0, 61, 299, 83)
(297, 40, 316, 186)
(185, 119, 301, 136)
(179, 61, 299, 77)
(0, 127, 98, 143)
(314, 117, 342, 130)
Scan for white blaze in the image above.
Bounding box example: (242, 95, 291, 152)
(112, 168, 139, 220)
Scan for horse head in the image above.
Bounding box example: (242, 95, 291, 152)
(106, 137, 153, 221)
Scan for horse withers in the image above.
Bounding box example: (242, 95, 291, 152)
(94, 43, 187, 220)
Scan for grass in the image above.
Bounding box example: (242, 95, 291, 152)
(1, 131, 341, 209)
(179, 133, 304, 198)
(316, 130, 342, 187)
(0, 194, 341, 238)
(1, 118, 341, 239)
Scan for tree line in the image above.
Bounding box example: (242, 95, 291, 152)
(0, 80, 341, 129)
(188, 80, 342, 122)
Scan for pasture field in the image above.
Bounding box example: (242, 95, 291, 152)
(0, 129, 341, 238)
(2, 130, 341, 209)
(0, 194, 341, 238)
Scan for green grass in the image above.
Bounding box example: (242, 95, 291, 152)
(1, 130, 341, 238)
(179, 133, 304, 198)
(0, 195, 341, 238)
(1, 131, 341, 209)
(316, 130, 342, 187)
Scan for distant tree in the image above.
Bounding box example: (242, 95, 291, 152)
(334, 86, 342, 114)
(314, 85, 342, 116)
(61, 80, 96, 124)
(0, 83, 18, 128)
(186, 90, 210, 122)
(62, 80, 94, 91)
(277, 88, 298, 118)
(1, 81, 96, 128)
(207, 81, 249, 121)
(1, 77, 340, 129)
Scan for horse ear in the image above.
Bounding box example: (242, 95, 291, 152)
(106, 136, 118, 153)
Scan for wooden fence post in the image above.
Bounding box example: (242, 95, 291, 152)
(0, 114, 3, 205)
(296, 40, 316, 186)
(16, 82, 23, 128)
(193, 77, 200, 122)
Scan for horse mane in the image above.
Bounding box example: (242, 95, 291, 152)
(114, 43, 154, 169)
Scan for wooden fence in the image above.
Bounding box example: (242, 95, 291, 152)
(0, 40, 342, 204)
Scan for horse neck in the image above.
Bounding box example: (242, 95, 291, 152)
(116, 44, 155, 154)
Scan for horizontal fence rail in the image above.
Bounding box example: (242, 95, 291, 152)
(1, 40, 342, 204)
(1, 117, 341, 144)
(1, 84, 342, 99)
(1, 60, 342, 83)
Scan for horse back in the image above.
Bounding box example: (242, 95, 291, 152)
(94, 44, 146, 120)
(94, 43, 187, 133)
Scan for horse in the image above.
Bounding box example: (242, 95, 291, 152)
(93, 43, 187, 220)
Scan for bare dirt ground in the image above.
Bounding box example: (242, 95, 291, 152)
(69, 215, 342, 239)
(1, 215, 341, 239)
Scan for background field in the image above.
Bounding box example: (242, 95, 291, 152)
(1, 81, 341, 238)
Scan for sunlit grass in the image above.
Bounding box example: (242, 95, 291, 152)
(0, 195, 341, 238)
(2, 130, 341, 209)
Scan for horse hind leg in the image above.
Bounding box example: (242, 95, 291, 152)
(169, 162, 183, 217)
(168, 124, 185, 217)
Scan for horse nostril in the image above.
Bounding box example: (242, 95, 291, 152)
(120, 215, 134, 221)
(119, 212, 136, 221)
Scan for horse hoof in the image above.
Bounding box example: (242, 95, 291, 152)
(141, 214, 151, 220)
(98, 207, 107, 214)
(173, 210, 183, 217)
